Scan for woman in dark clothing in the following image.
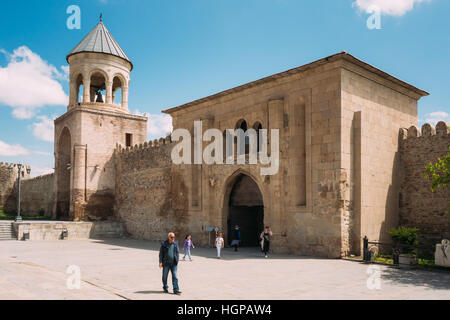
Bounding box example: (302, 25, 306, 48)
(260, 226, 273, 258)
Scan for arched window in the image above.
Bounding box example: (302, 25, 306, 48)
(90, 72, 106, 103)
(112, 75, 123, 106)
(253, 122, 263, 152)
(235, 119, 249, 155)
(235, 119, 248, 131)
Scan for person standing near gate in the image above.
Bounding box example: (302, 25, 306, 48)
(260, 226, 273, 258)
(231, 225, 241, 252)
(215, 232, 225, 259)
(159, 232, 181, 294)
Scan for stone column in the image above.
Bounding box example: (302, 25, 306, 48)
(106, 81, 113, 104)
(72, 144, 87, 221)
(83, 80, 91, 104)
(122, 86, 129, 111)
(69, 80, 76, 106)
(268, 99, 285, 248)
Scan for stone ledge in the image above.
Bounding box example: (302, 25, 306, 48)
(12, 221, 125, 241)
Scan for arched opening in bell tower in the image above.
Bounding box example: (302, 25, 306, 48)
(90, 71, 106, 103)
(112, 75, 123, 106)
(75, 74, 84, 104)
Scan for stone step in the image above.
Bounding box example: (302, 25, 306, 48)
(0, 221, 15, 240)
(0, 235, 15, 239)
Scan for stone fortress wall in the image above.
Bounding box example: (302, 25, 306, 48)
(111, 123, 450, 255)
(0, 163, 31, 212)
(1, 120, 449, 252)
(399, 121, 450, 244)
(20, 173, 55, 217)
(113, 137, 181, 241)
(0, 162, 54, 217)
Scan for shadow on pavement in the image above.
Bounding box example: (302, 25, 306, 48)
(134, 290, 167, 295)
(90, 237, 321, 261)
(380, 267, 450, 290)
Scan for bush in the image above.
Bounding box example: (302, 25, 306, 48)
(388, 227, 419, 254)
(38, 208, 45, 217)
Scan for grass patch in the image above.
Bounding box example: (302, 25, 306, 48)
(374, 254, 394, 264)
(0, 209, 52, 221)
(373, 253, 446, 271)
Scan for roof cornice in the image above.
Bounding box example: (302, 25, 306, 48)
(162, 52, 429, 115)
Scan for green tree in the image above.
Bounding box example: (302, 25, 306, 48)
(424, 147, 450, 192)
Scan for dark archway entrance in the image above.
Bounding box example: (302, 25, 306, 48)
(227, 174, 264, 247)
(56, 127, 71, 220)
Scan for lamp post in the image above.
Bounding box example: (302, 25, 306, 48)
(8, 164, 31, 222)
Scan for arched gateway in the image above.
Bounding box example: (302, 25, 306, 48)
(56, 127, 71, 220)
(223, 173, 264, 247)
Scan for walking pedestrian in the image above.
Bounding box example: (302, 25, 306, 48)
(159, 232, 182, 294)
(182, 234, 195, 261)
(231, 225, 241, 252)
(260, 226, 273, 258)
(215, 232, 225, 259)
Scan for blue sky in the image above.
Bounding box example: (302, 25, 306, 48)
(0, 0, 449, 176)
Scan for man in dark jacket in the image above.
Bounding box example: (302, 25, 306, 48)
(159, 232, 181, 294)
(231, 225, 241, 251)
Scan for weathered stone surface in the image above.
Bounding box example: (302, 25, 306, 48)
(6, 47, 446, 261)
(112, 53, 430, 258)
(0, 163, 31, 212)
(20, 174, 54, 217)
(12, 221, 124, 241)
(399, 123, 450, 244)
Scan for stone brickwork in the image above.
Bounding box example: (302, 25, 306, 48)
(13, 221, 124, 241)
(112, 52, 429, 258)
(399, 122, 450, 244)
(0, 163, 31, 212)
(20, 174, 55, 217)
(340, 61, 420, 254)
(6, 45, 438, 259)
(114, 138, 180, 242)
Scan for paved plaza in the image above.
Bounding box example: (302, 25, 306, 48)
(0, 238, 450, 300)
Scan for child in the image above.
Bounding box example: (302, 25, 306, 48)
(182, 234, 195, 261)
(215, 232, 225, 259)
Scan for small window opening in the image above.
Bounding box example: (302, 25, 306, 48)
(126, 133, 133, 147)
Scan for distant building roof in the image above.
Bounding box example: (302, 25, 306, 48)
(66, 20, 132, 69)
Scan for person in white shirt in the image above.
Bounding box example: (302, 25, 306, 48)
(215, 232, 225, 259)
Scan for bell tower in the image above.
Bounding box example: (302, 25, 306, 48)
(53, 17, 147, 221)
(67, 15, 132, 113)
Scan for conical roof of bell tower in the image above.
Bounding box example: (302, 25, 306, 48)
(66, 17, 132, 69)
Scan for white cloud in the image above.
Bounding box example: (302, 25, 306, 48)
(353, 0, 431, 16)
(134, 110, 173, 140)
(32, 115, 55, 142)
(0, 46, 68, 119)
(423, 111, 449, 126)
(0, 140, 30, 156)
(32, 151, 52, 156)
(29, 165, 54, 178)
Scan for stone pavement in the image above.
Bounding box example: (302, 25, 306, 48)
(0, 239, 449, 300)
